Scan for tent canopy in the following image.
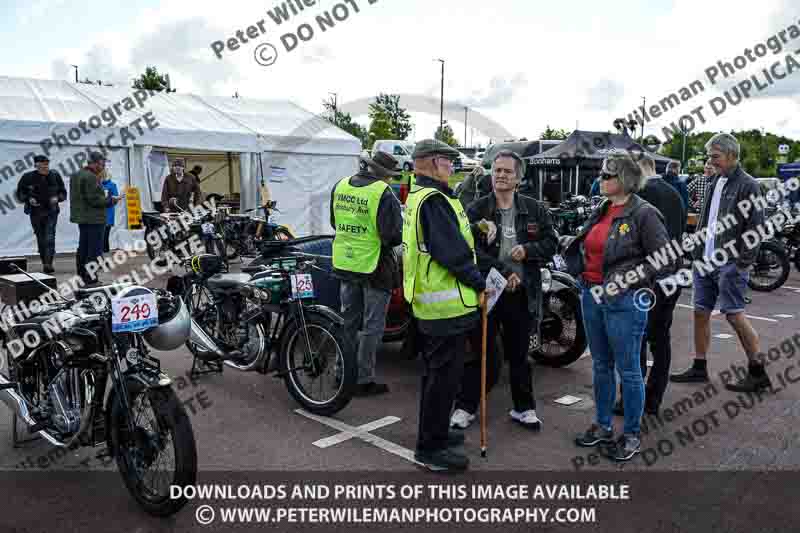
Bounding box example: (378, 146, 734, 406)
(0, 75, 360, 256)
(529, 130, 675, 169)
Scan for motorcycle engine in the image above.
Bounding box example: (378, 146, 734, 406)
(47, 341, 83, 435)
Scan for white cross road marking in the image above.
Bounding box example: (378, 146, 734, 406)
(295, 409, 421, 465)
(775, 314, 794, 318)
(311, 415, 401, 448)
(714, 333, 734, 339)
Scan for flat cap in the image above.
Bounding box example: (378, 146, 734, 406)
(87, 151, 106, 163)
(411, 138, 460, 159)
(33, 155, 49, 163)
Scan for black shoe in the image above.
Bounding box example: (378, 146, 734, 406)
(670, 366, 709, 383)
(43, 264, 55, 274)
(744, 296, 752, 305)
(354, 382, 389, 397)
(612, 401, 624, 416)
(414, 448, 469, 472)
(575, 424, 615, 447)
(447, 431, 465, 447)
(724, 373, 772, 393)
(601, 434, 641, 462)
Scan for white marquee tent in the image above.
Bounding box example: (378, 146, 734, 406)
(0, 76, 360, 257)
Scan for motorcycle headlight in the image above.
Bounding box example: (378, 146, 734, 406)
(541, 268, 552, 292)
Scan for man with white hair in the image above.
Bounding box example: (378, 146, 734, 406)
(671, 133, 769, 393)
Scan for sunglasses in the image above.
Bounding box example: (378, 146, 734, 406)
(600, 172, 618, 180)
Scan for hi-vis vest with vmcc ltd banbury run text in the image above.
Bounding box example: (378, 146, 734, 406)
(402, 185, 479, 320)
(332, 176, 389, 274)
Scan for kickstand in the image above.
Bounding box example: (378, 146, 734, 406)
(190, 355, 223, 380)
(12, 413, 41, 448)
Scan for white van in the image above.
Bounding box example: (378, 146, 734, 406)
(372, 140, 416, 171)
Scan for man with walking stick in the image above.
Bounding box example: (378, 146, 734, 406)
(403, 139, 489, 472)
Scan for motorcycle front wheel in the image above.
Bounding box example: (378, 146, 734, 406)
(530, 288, 587, 367)
(747, 240, 790, 292)
(280, 311, 356, 415)
(110, 377, 198, 517)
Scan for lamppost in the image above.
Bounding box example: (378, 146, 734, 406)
(436, 59, 444, 136)
(464, 106, 468, 148)
(71, 65, 78, 83)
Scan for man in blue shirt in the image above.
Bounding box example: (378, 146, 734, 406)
(100, 169, 120, 253)
(663, 160, 689, 209)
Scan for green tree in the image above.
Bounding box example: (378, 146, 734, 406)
(366, 108, 394, 150)
(322, 97, 368, 146)
(368, 94, 412, 140)
(133, 66, 175, 92)
(539, 126, 571, 140)
(434, 120, 459, 146)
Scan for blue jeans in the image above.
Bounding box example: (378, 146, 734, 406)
(579, 283, 649, 435)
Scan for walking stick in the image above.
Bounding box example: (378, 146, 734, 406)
(480, 294, 488, 458)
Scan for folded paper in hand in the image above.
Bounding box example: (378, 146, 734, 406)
(485, 268, 507, 313)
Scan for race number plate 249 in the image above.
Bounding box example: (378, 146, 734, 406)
(112, 293, 159, 333)
(290, 274, 314, 299)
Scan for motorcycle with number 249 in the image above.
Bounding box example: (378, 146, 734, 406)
(0, 269, 198, 517)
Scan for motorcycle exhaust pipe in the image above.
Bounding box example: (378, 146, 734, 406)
(0, 373, 64, 447)
(189, 318, 227, 358)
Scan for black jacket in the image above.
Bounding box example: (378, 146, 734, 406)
(690, 164, 764, 269)
(637, 176, 686, 274)
(563, 195, 673, 294)
(412, 174, 486, 336)
(466, 192, 558, 321)
(329, 171, 402, 292)
(16, 170, 67, 215)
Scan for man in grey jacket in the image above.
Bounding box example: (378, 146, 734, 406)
(671, 133, 769, 393)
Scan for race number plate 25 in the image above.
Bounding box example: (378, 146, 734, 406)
(112, 293, 159, 333)
(201, 222, 215, 235)
(290, 274, 314, 299)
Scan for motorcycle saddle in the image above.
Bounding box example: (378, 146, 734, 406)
(206, 273, 252, 292)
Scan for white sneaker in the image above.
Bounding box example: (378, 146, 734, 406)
(510, 409, 542, 430)
(450, 408, 475, 429)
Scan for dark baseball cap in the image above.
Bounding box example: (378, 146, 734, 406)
(33, 155, 49, 163)
(88, 151, 106, 163)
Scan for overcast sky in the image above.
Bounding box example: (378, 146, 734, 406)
(2, 0, 799, 147)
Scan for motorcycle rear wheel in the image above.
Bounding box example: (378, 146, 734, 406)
(747, 241, 790, 292)
(530, 288, 587, 368)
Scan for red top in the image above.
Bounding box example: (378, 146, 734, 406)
(583, 205, 625, 283)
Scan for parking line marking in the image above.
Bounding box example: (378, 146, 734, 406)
(295, 410, 420, 465)
(714, 334, 734, 340)
(310, 416, 401, 448)
(775, 314, 794, 318)
(676, 304, 777, 322)
(783, 286, 800, 290)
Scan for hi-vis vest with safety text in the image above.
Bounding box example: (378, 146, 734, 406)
(402, 185, 479, 320)
(332, 177, 388, 274)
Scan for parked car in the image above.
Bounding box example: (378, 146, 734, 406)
(372, 140, 415, 171)
(458, 151, 481, 171)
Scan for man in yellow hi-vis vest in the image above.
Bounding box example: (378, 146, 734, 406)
(331, 150, 403, 396)
(403, 139, 489, 473)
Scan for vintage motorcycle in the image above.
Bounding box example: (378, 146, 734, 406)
(142, 200, 227, 267)
(166, 253, 356, 416)
(0, 271, 197, 516)
(220, 200, 295, 260)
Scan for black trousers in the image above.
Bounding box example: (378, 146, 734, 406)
(103, 225, 112, 253)
(620, 285, 681, 410)
(30, 211, 57, 266)
(456, 288, 535, 414)
(416, 331, 466, 452)
(76, 224, 105, 283)
(641, 285, 681, 410)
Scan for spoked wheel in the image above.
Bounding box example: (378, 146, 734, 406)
(747, 241, 790, 292)
(110, 378, 197, 517)
(281, 311, 356, 415)
(144, 227, 169, 268)
(530, 289, 587, 367)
